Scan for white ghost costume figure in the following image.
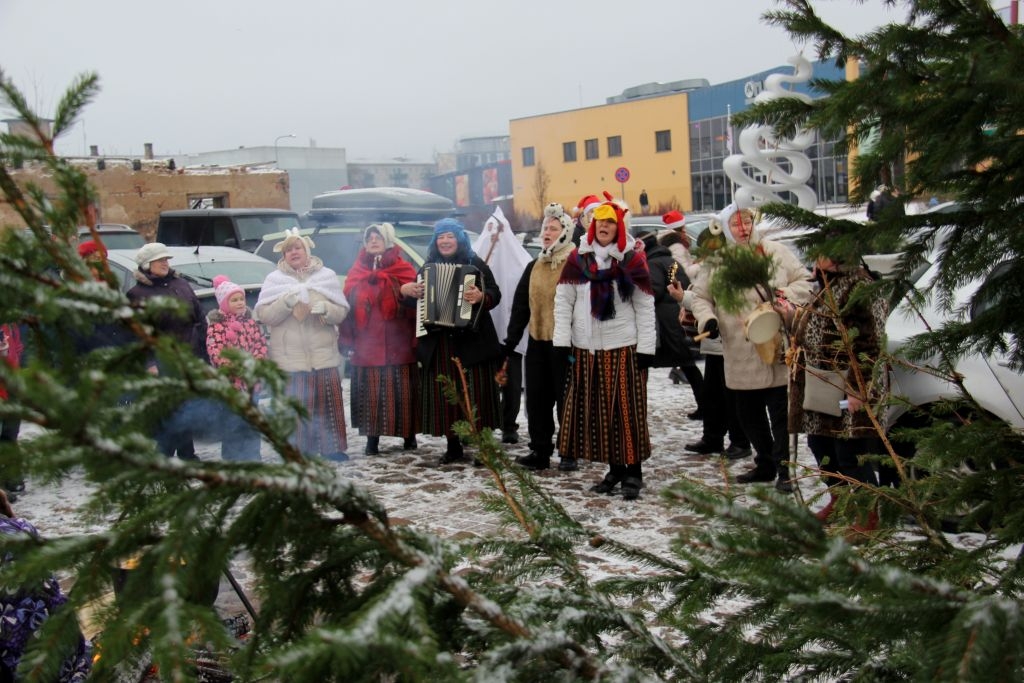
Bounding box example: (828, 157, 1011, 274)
(472, 206, 531, 356)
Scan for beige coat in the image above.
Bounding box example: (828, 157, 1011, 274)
(256, 259, 349, 373)
(691, 236, 813, 391)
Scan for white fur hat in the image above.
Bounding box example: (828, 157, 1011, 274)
(364, 222, 397, 250)
(540, 203, 574, 258)
(134, 242, 172, 268)
(273, 226, 315, 254)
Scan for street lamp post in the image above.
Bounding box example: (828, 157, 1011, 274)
(274, 134, 296, 166)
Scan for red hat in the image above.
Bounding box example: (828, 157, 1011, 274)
(574, 194, 602, 217)
(587, 191, 629, 251)
(77, 240, 106, 259)
(662, 210, 686, 230)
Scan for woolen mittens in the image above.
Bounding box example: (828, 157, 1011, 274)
(283, 291, 300, 309)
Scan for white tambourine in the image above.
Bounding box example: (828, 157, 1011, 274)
(744, 301, 782, 344)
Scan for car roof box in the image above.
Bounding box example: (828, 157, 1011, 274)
(308, 187, 455, 222)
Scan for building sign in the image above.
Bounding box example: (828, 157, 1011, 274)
(744, 79, 765, 100)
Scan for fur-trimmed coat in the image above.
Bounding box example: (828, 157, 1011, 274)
(691, 236, 814, 391)
(127, 268, 207, 361)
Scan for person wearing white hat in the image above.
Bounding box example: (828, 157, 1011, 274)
(504, 203, 577, 471)
(127, 242, 206, 460)
(689, 204, 814, 492)
(256, 228, 351, 462)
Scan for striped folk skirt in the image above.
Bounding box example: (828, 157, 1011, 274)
(285, 367, 348, 457)
(419, 335, 501, 437)
(350, 363, 418, 438)
(558, 346, 651, 466)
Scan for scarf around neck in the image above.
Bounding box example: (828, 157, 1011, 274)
(559, 248, 652, 321)
(344, 246, 416, 326)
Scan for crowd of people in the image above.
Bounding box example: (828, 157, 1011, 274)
(2, 197, 888, 519)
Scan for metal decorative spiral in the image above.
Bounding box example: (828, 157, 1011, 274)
(723, 54, 818, 210)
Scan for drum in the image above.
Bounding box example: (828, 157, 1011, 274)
(744, 301, 781, 344)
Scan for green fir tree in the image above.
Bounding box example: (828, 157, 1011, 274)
(2, 1, 1024, 680)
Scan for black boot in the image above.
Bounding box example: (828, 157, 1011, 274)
(591, 471, 622, 494)
(403, 435, 418, 450)
(621, 477, 643, 501)
(515, 452, 550, 470)
(364, 436, 380, 456)
(775, 464, 794, 493)
(439, 436, 465, 465)
(736, 465, 776, 484)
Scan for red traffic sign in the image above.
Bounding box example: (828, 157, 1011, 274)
(614, 166, 630, 183)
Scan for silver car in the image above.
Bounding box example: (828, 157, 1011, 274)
(886, 257, 1024, 431)
(104, 246, 276, 315)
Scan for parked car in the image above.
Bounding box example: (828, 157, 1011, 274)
(256, 187, 463, 281)
(104, 246, 276, 315)
(886, 258, 1024, 432)
(77, 224, 146, 250)
(157, 208, 302, 253)
(307, 187, 455, 223)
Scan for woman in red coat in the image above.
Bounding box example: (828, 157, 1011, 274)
(343, 223, 419, 454)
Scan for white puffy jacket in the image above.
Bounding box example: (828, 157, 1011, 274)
(553, 236, 656, 354)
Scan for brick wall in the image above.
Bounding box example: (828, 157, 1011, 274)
(0, 162, 290, 240)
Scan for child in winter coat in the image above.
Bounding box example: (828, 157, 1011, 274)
(206, 276, 268, 461)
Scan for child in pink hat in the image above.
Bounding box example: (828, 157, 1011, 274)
(206, 275, 268, 460)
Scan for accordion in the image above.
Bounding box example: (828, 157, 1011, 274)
(415, 263, 481, 337)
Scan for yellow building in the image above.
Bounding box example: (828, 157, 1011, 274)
(510, 60, 855, 223)
(510, 93, 691, 219)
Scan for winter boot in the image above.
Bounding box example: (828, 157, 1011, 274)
(515, 452, 550, 470)
(590, 471, 623, 494)
(364, 436, 380, 456)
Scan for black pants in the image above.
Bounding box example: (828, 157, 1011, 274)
(733, 385, 788, 474)
(807, 434, 879, 487)
(524, 338, 568, 458)
(0, 418, 21, 484)
(500, 352, 523, 434)
(701, 354, 749, 449)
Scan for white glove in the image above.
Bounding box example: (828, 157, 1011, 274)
(283, 291, 300, 309)
(310, 300, 327, 316)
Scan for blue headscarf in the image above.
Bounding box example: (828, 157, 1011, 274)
(427, 217, 475, 263)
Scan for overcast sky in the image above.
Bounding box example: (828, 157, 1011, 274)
(1, 0, 904, 162)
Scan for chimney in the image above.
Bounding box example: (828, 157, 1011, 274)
(89, 145, 99, 156)
(144, 143, 154, 160)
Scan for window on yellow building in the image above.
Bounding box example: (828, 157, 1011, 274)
(585, 138, 599, 160)
(655, 130, 672, 152)
(607, 135, 622, 157)
(563, 141, 577, 163)
(522, 147, 535, 167)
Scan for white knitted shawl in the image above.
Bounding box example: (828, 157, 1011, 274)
(257, 256, 348, 309)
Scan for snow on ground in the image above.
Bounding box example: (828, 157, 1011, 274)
(13, 361, 825, 615)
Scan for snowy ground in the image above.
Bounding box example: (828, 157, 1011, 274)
(14, 361, 824, 618)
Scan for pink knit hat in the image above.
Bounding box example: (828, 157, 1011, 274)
(212, 275, 245, 313)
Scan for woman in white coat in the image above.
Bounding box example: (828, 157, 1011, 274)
(690, 205, 814, 491)
(256, 229, 351, 461)
(554, 196, 656, 500)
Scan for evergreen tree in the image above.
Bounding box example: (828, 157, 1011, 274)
(2, 1, 1024, 679)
